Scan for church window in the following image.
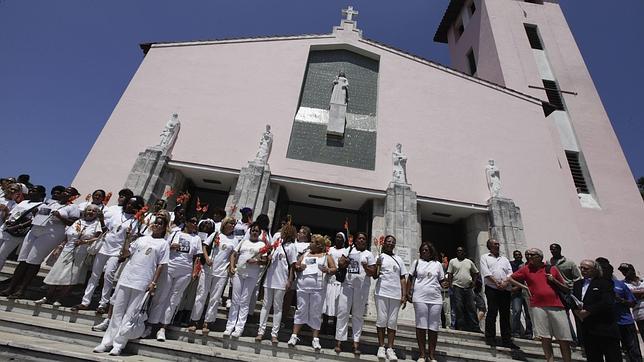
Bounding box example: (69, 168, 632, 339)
(565, 151, 590, 194)
(525, 25, 544, 50)
(454, 21, 465, 41)
(542, 80, 564, 110)
(466, 49, 477, 75)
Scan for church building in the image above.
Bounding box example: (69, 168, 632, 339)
(73, 1, 644, 272)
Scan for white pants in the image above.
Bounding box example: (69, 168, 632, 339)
(191, 272, 228, 322)
(225, 273, 259, 333)
(258, 287, 286, 337)
(148, 268, 192, 325)
(0, 231, 23, 271)
(414, 302, 442, 331)
(336, 280, 370, 342)
(375, 296, 401, 330)
(81, 253, 119, 307)
(294, 289, 325, 330)
(101, 286, 146, 350)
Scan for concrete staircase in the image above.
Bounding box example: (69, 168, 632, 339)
(0, 260, 585, 361)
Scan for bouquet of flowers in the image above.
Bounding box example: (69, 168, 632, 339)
(195, 197, 209, 220)
(103, 192, 112, 205)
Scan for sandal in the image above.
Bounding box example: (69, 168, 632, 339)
(334, 344, 342, 354)
(352, 342, 361, 355)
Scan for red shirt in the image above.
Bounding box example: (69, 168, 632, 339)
(511, 264, 564, 308)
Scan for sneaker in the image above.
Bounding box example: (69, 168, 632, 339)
(223, 328, 233, 337)
(92, 318, 110, 332)
(287, 334, 299, 347)
(501, 340, 520, 350)
(52, 301, 62, 307)
(386, 348, 398, 361)
(108, 347, 122, 356)
(377, 346, 386, 359)
(231, 329, 242, 338)
(312, 337, 321, 350)
(93, 344, 109, 353)
(34, 297, 48, 305)
(156, 328, 166, 342)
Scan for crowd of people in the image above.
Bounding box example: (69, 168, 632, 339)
(0, 175, 643, 362)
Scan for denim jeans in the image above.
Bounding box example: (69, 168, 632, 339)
(452, 286, 480, 332)
(619, 323, 643, 362)
(510, 293, 532, 337)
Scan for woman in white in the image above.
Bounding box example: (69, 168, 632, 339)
(374, 235, 408, 361)
(148, 217, 202, 341)
(256, 224, 298, 343)
(224, 222, 269, 337)
(323, 232, 346, 332)
(77, 189, 106, 217)
(188, 217, 238, 333)
(334, 232, 376, 354)
(74, 196, 143, 314)
(407, 242, 444, 362)
(93, 212, 170, 356)
(37, 204, 103, 306)
(288, 234, 337, 350)
(3, 187, 80, 299)
(0, 184, 35, 272)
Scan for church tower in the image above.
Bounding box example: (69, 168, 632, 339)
(435, 0, 639, 212)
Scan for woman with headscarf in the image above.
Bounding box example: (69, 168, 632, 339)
(256, 224, 298, 343)
(334, 231, 376, 354)
(407, 242, 444, 362)
(93, 211, 170, 356)
(288, 234, 337, 350)
(36, 204, 103, 306)
(323, 232, 347, 332)
(147, 216, 202, 341)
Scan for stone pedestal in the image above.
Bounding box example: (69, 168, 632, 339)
(487, 197, 526, 258)
(327, 102, 346, 137)
(225, 161, 274, 222)
(124, 148, 172, 202)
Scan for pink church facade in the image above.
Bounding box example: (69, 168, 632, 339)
(73, 1, 644, 271)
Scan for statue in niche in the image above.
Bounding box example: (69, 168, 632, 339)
(158, 113, 180, 155)
(392, 143, 408, 184)
(486, 159, 502, 198)
(254, 124, 273, 165)
(328, 71, 349, 136)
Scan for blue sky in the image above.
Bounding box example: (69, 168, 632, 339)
(1, 0, 642, 193)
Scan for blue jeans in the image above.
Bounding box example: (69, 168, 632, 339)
(510, 293, 532, 338)
(452, 286, 480, 332)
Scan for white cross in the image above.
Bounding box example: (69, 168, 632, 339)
(342, 6, 359, 22)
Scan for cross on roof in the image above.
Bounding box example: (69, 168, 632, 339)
(342, 6, 359, 22)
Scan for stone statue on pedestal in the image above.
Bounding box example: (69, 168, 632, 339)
(392, 143, 408, 184)
(157, 113, 180, 155)
(486, 159, 502, 198)
(254, 124, 273, 165)
(328, 72, 349, 137)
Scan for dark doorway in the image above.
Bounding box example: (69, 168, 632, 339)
(285, 201, 365, 238)
(421, 220, 466, 260)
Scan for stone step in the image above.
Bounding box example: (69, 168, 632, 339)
(0, 329, 158, 362)
(0, 297, 584, 362)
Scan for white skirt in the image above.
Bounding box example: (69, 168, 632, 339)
(323, 280, 342, 316)
(44, 247, 90, 286)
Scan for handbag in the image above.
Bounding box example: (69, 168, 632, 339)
(5, 202, 43, 237)
(545, 264, 580, 310)
(335, 245, 353, 283)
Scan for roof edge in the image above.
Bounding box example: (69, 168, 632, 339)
(434, 0, 466, 43)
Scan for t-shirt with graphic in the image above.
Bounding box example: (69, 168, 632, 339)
(264, 241, 298, 290)
(100, 208, 138, 256)
(118, 235, 169, 291)
(375, 253, 408, 299)
(297, 253, 327, 292)
(32, 202, 80, 233)
(166, 230, 202, 275)
(344, 248, 376, 284)
(235, 239, 266, 279)
(410, 259, 444, 304)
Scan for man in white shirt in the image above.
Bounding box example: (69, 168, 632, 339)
(479, 239, 518, 349)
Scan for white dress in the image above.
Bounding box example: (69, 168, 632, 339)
(44, 219, 102, 286)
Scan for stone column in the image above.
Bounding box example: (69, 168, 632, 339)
(487, 197, 526, 258)
(124, 148, 168, 202)
(225, 161, 275, 223)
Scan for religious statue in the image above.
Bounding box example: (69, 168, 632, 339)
(328, 71, 349, 137)
(158, 113, 181, 155)
(392, 143, 408, 184)
(254, 124, 273, 164)
(486, 159, 502, 198)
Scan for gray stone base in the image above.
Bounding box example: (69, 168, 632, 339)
(487, 197, 526, 257)
(225, 162, 273, 221)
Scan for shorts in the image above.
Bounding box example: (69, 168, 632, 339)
(530, 306, 573, 341)
(414, 302, 442, 331)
